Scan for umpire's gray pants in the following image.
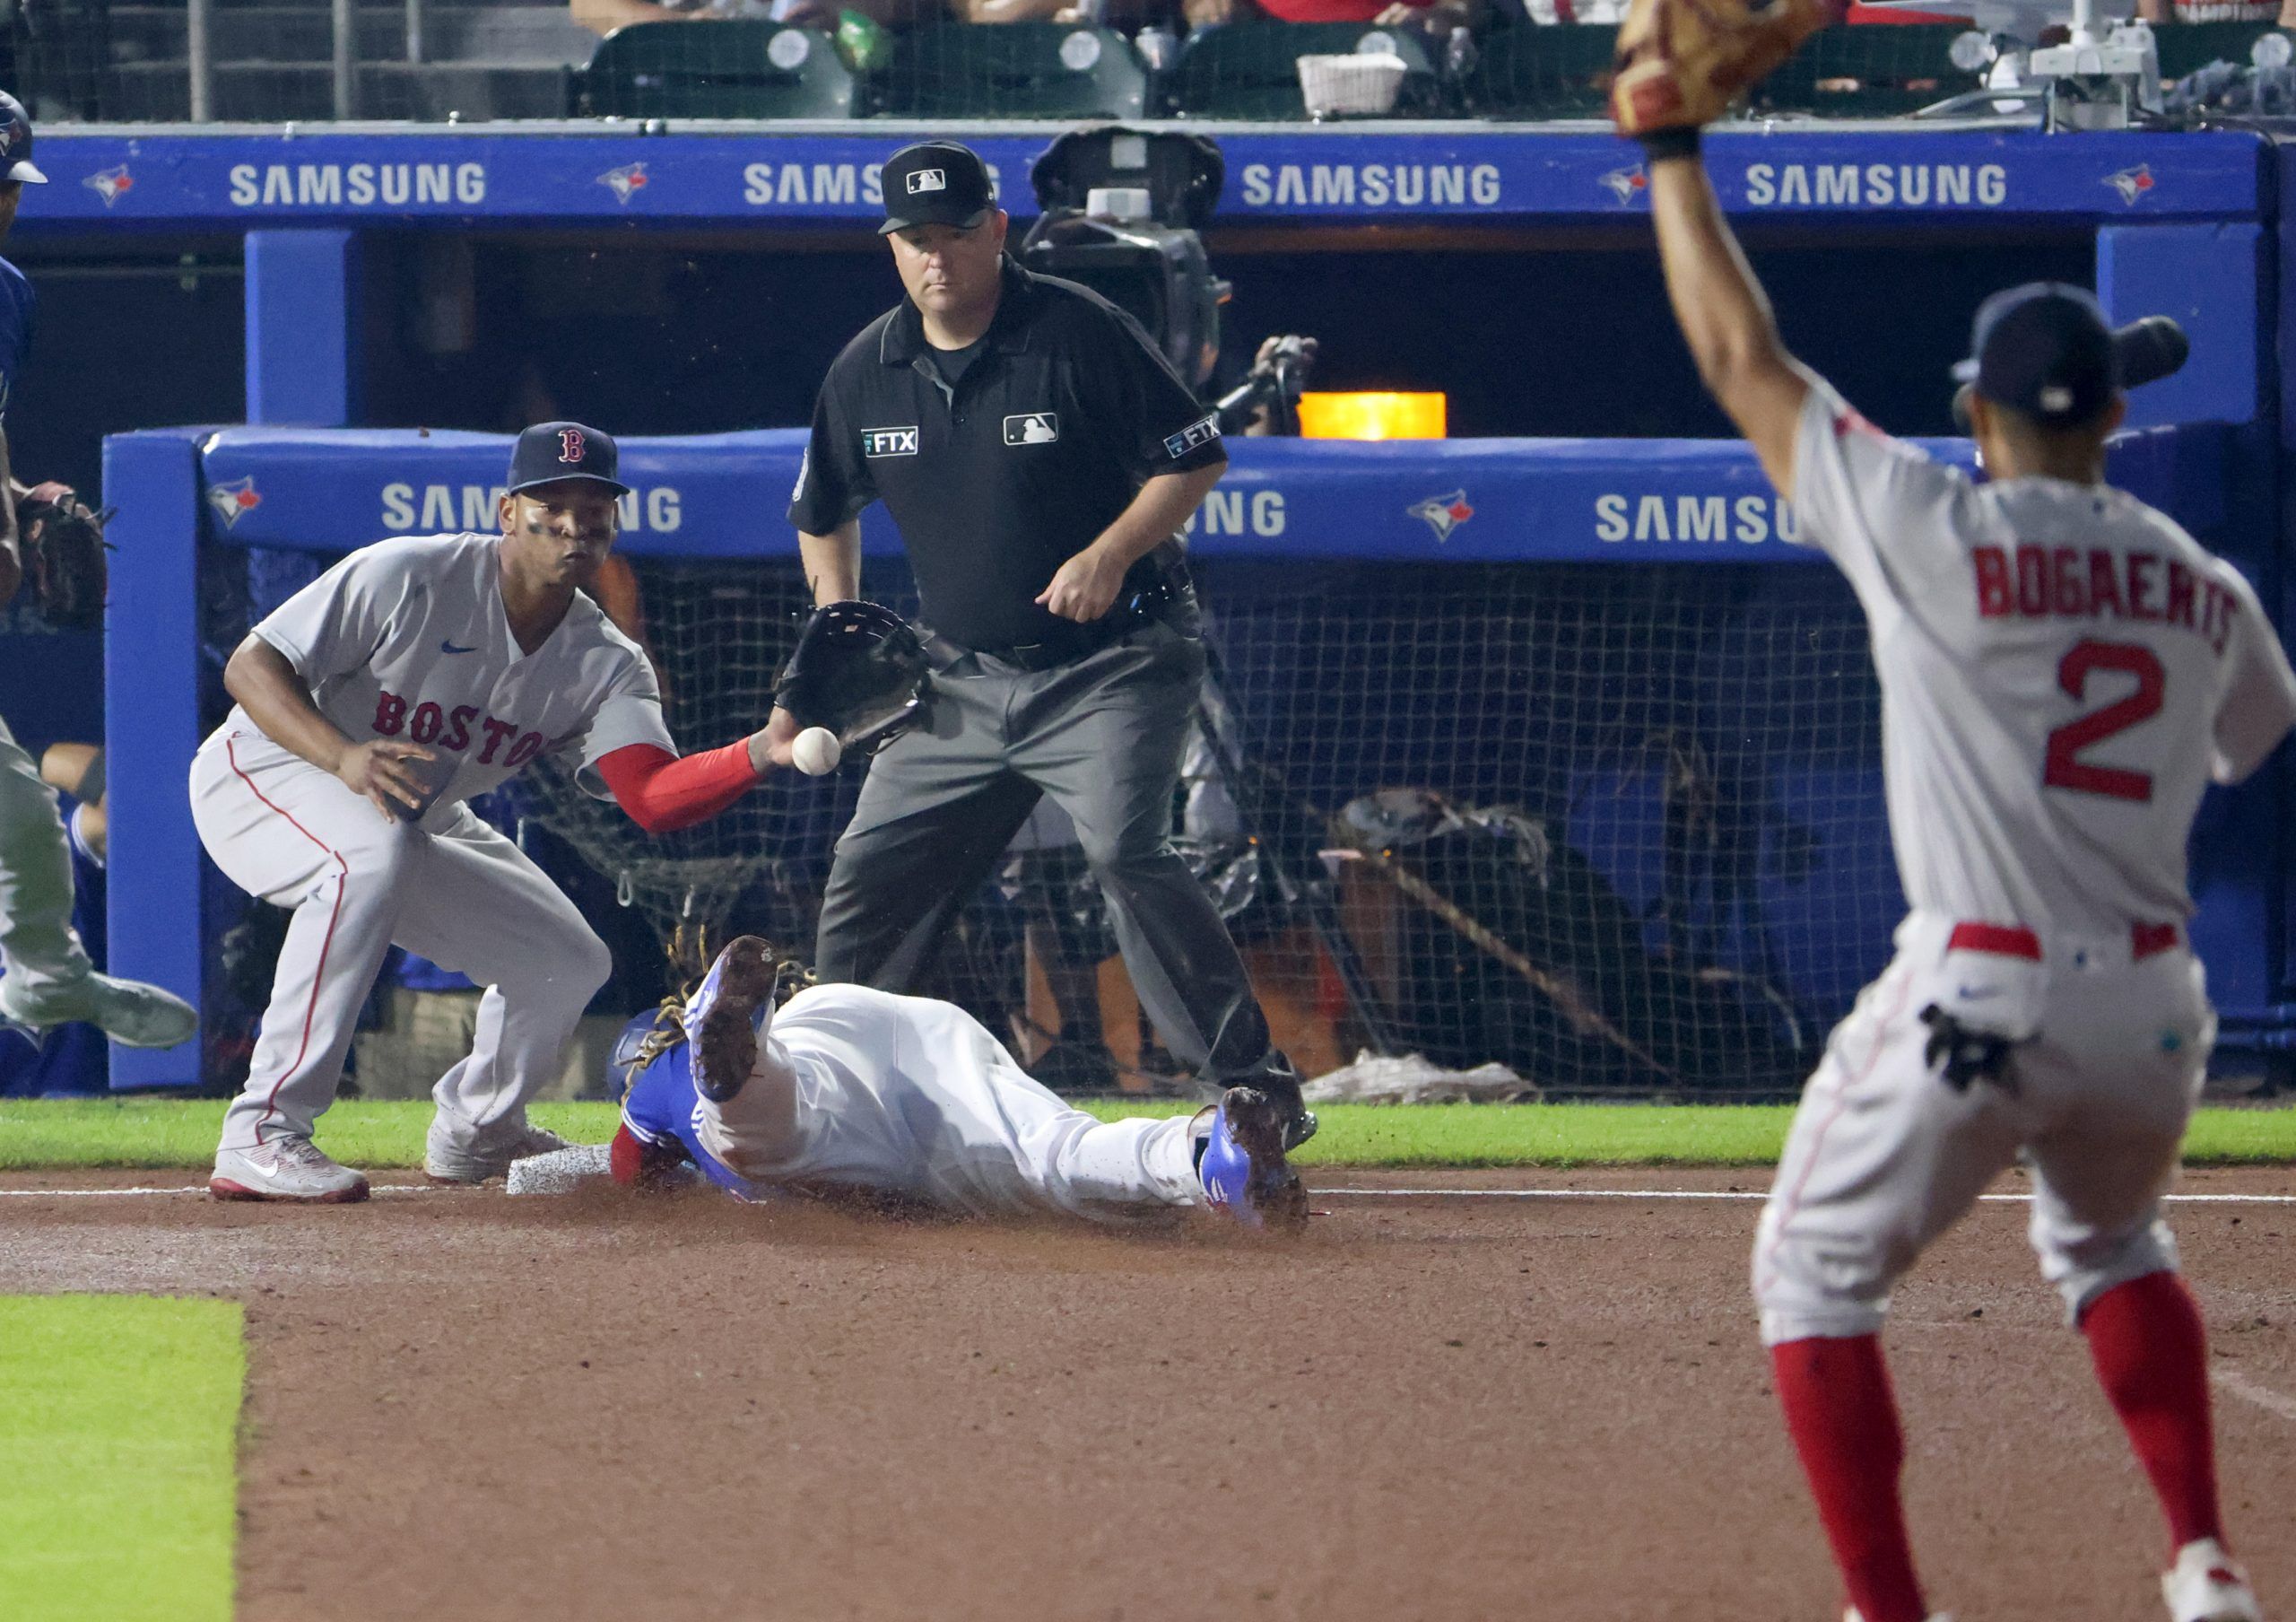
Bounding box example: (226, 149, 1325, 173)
(814, 623, 1276, 1084)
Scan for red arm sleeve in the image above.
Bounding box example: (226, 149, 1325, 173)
(610, 1121, 694, 1189)
(609, 1121, 650, 1186)
(596, 741, 762, 835)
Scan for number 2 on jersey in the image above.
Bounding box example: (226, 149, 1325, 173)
(2044, 639, 2164, 803)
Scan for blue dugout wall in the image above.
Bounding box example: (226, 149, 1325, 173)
(60, 120, 2293, 1086)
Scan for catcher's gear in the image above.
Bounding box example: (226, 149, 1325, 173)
(772, 599, 930, 755)
(1611, 0, 1839, 136)
(16, 481, 110, 631)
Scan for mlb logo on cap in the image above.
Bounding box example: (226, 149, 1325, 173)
(879, 140, 995, 235)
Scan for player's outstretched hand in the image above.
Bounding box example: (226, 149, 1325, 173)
(337, 738, 439, 821)
(1036, 544, 1126, 624)
(751, 707, 799, 772)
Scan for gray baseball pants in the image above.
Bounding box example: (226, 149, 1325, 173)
(813, 621, 1279, 1085)
(0, 712, 94, 1008)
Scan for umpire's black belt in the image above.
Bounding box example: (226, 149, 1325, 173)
(925, 571, 1191, 674)
(924, 627, 1118, 673)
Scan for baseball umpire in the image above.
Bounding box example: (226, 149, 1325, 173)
(0, 90, 197, 1054)
(778, 138, 1312, 1143)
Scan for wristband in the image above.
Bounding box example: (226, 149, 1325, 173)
(1636, 127, 1703, 163)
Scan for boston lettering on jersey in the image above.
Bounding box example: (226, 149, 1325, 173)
(370, 691, 554, 767)
(1971, 543, 2239, 656)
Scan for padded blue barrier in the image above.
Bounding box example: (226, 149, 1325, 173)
(104, 422, 2278, 1088)
(27, 126, 2268, 230)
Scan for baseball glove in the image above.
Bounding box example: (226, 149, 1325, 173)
(1611, 0, 1839, 136)
(772, 599, 930, 756)
(16, 482, 110, 631)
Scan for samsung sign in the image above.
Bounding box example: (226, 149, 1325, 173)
(1237, 162, 1504, 209)
(228, 162, 488, 207)
(1742, 162, 2010, 208)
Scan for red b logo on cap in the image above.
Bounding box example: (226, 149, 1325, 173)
(559, 428, 586, 465)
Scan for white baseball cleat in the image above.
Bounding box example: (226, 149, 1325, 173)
(424, 1115, 574, 1184)
(211, 1138, 370, 1203)
(2162, 1539, 2263, 1622)
(0, 971, 197, 1050)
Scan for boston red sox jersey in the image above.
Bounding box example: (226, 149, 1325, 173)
(227, 532, 674, 831)
(1792, 381, 2296, 935)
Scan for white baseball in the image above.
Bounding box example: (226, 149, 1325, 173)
(792, 726, 843, 775)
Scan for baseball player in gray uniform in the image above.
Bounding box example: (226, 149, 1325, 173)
(1643, 138, 2292, 1622)
(0, 92, 197, 1058)
(194, 423, 795, 1203)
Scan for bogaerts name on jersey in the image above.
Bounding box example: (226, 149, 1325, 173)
(1972, 543, 2241, 656)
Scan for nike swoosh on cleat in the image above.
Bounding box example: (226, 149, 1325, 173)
(440, 639, 477, 654)
(1956, 986, 2001, 1000)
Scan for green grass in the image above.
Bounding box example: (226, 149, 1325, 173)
(0, 1295, 243, 1622)
(4, 1096, 2293, 1171)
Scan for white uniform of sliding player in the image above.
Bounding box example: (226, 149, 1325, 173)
(620, 981, 1207, 1221)
(190, 532, 674, 1163)
(1755, 383, 2296, 1343)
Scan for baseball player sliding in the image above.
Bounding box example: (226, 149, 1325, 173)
(1615, 8, 2296, 1621)
(588, 935, 1306, 1228)
(194, 423, 796, 1203)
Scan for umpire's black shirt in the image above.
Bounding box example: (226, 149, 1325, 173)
(788, 256, 1226, 653)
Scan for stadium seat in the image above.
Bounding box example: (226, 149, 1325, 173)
(2152, 21, 2286, 82)
(1161, 23, 1443, 121)
(580, 21, 857, 120)
(871, 23, 1148, 119)
(1460, 23, 1617, 119)
(1756, 22, 1977, 118)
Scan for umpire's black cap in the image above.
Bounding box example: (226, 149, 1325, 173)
(879, 141, 995, 236)
(0, 92, 46, 186)
(1952, 283, 2116, 426)
(507, 421, 631, 497)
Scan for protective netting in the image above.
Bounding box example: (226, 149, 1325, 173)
(16, 6, 2032, 126)
(207, 541, 1895, 1099)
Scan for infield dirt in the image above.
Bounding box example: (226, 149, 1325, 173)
(3, 1165, 2292, 1621)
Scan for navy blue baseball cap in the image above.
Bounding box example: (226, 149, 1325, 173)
(1952, 283, 2117, 425)
(879, 140, 995, 236)
(0, 92, 46, 185)
(507, 421, 631, 497)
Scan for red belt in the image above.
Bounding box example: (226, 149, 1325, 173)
(1947, 920, 2180, 962)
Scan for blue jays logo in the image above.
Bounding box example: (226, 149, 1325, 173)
(1408, 489, 1474, 542)
(597, 162, 648, 205)
(1599, 164, 1648, 206)
(83, 165, 133, 207)
(2104, 165, 2154, 205)
(205, 476, 262, 528)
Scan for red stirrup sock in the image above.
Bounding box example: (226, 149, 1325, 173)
(1770, 1335, 1929, 1622)
(2082, 1270, 2224, 1554)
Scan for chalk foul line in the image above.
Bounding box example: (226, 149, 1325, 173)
(2212, 1366, 2296, 1424)
(1313, 1188, 2296, 1206)
(5, 1182, 2293, 1206)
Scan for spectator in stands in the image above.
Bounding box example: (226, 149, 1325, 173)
(570, 0, 929, 39)
(1183, 0, 1476, 34)
(958, 0, 1178, 27)
(2135, 0, 2288, 24)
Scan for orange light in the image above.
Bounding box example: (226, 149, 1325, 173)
(1296, 392, 1448, 440)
